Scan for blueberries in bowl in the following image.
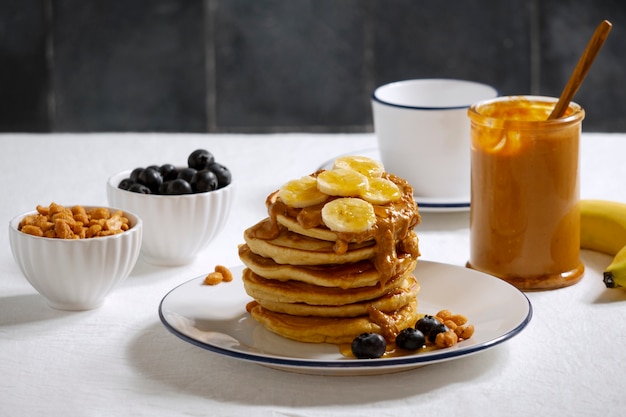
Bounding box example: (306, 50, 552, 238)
(118, 149, 231, 195)
(187, 149, 215, 170)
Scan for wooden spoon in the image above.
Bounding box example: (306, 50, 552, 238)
(548, 19, 612, 119)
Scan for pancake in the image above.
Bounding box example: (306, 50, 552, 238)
(247, 298, 419, 344)
(238, 243, 417, 289)
(242, 267, 412, 306)
(254, 275, 420, 317)
(243, 221, 376, 265)
(275, 213, 341, 242)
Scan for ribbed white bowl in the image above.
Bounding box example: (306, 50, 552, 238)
(9, 207, 142, 311)
(107, 170, 235, 266)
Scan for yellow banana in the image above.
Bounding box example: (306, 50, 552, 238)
(604, 245, 626, 288)
(580, 199, 626, 288)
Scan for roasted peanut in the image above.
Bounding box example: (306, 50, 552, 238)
(455, 323, 475, 340)
(436, 309, 452, 321)
(203, 271, 224, 285)
(435, 330, 458, 348)
(215, 265, 233, 282)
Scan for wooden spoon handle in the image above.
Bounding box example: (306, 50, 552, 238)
(548, 20, 612, 120)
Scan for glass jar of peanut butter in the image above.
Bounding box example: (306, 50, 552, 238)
(467, 96, 585, 291)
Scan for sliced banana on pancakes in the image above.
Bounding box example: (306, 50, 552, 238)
(333, 155, 384, 178)
(361, 177, 401, 205)
(321, 197, 376, 233)
(276, 156, 403, 234)
(317, 168, 368, 197)
(278, 175, 328, 208)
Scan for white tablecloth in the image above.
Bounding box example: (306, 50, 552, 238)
(2, 133, 626, 417)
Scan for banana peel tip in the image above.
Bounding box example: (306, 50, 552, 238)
(603, 272, 620, 288)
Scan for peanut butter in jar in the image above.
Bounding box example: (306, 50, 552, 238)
(467, 96, 585, 291)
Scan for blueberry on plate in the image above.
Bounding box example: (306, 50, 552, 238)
(351, 333, 386, 359)
(427, 323, 449, 343)
(415, 315, 440, 336)
(395, 328, 426, 351)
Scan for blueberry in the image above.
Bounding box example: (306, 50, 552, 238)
(158, 181, 170, 194)
(351, 333, 386, 359)
(138, 167, 163, 193)
(207, 162, 232, 188)
(159, 164, 178, 182)
(166, 179, 193, 195)
(395, 328, 425, 350)
(128, 183, 151, 194)
(415, 315, 440, 336)
(130, 167, 144, 182)
(191, 169, 218, 193)
(177, 167, 197, 183)
(118, 178, 134, 190)
(188, 149, 215, 170)
(427, 323, 449, 343)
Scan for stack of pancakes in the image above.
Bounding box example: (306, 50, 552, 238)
(239, 162, 421, 345)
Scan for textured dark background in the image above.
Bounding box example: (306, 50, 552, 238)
(1, 0, 624, 133)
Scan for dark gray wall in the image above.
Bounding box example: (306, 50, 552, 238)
(1, 0, 624, 133)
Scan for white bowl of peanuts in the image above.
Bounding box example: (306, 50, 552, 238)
(8, 203, 143, 311)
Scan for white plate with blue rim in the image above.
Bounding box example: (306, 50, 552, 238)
(159, 262, 531, 376)
(318, 148, 470, 212)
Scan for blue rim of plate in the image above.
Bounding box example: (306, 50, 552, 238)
(318, 148, 470, 211)
(418, 201, 470, 209)
(158, 263, 533, 371)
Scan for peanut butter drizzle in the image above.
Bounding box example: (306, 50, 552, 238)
(255, 172, 421, 286)
(367, 305, 399, 343)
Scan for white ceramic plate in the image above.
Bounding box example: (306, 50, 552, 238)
(159, 262, 532, 376)
(318, 148, 470, 212)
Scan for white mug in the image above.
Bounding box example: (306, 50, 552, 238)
(372, 79, 498, 202)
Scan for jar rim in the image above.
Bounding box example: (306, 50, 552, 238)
(468, 95, 585, 128)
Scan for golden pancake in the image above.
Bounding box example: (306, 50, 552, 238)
(243, 221, 376, 265)
(275, 213, 341, 242)
(238, 244, 417, 289)
(254, 276, 419, 317)
(247, 298, 419, 344)
(242, 268, 412, 306)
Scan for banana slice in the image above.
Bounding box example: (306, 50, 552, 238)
(361, 177, 401, 205)
(317, 168, 368, 197)
(278, 176, 328, 208)
(321, 197, 376, 233)
(334, 156, 384, 178)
